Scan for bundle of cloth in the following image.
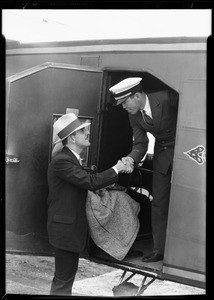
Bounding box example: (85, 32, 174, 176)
(86, 185, 140, 261)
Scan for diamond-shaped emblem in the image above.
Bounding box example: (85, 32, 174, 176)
(183, 145, 206, 165)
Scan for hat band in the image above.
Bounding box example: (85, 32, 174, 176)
(114, 92, 132, 100)
(113, 83, 142, 100)
(58, 119, 82, 140)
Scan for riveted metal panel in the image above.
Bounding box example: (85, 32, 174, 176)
(163, 80, 206, 287)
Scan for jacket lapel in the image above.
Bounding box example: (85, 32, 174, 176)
(147, 93, 162, 133)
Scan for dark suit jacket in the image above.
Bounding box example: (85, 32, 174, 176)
(47, 146, 118, 253)
(128, 90, 179, 174)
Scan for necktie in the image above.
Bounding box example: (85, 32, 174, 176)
(142, 110, 153, 126)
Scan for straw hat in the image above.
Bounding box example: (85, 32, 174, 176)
(53, 113, 90, 144)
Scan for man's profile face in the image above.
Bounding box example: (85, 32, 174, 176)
(121, 94, 141, 114)
(72, 127, 91, 148)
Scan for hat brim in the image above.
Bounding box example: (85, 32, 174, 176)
(55, 122, 90, 144)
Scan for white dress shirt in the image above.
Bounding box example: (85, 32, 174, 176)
(67, 147, 82, 165)
(142, 95, 153, 119)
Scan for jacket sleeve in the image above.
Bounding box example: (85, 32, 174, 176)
(53, 157, 118, 191)
(127, 114, 149, 164)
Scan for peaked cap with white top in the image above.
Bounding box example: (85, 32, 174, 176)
(109, 77, 142, 105)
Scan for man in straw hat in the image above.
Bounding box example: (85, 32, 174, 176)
(47, 113, 127, 295)
(109, 77, 179, 263)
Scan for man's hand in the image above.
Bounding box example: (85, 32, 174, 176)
(114, 160, 128, 173)
(121, 156, 134, 173)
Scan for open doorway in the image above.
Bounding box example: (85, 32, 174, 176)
(89, 69, 178, 273)
(98, 70, 173, 170)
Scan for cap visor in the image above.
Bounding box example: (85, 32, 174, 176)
(113, 96, 129, 106)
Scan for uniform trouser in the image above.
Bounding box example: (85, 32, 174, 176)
(50, 247, 79, 296)
(152, 166, 172, 255)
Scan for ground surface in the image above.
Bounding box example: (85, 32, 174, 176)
(4, 253, 205, 297)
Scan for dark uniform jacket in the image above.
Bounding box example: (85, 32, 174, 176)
(128, 90, 179, 174)
(47, 146, 118, 253)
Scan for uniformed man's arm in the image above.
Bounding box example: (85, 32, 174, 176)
(128, 116, 149, 165)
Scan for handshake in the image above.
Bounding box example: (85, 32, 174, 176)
(114, 156, 134, 174)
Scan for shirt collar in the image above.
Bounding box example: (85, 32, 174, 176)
(144, 95, 151, 114)
(66, 147, 81, 161)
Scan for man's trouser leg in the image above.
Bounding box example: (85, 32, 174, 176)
(152, 167, 172, 255)
(50, 247, 79, 296)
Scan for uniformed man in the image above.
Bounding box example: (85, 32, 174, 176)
(109, 77, 179, 262)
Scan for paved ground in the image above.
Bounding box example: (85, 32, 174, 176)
(4, 253, 205, 297)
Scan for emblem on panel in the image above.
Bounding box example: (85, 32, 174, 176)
(183, 145, 206, 165)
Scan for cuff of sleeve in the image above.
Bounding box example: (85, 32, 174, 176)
(112, 166, 119, 174)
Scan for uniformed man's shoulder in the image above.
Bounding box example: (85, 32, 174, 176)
(148, 90, 170, 98)
(148, 90, 178, 104)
